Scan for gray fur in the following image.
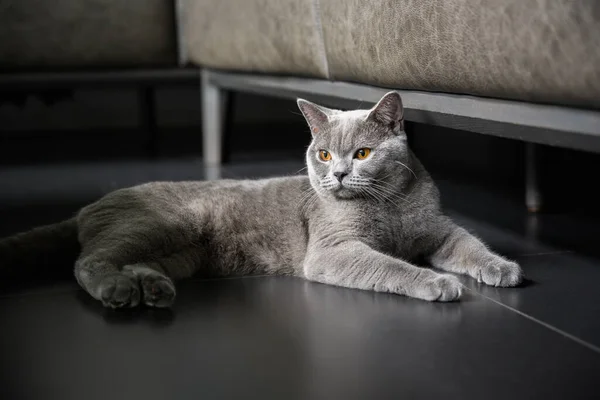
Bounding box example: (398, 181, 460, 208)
(0, 92, 522, 308)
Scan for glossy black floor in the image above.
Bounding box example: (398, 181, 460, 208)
(1, 159, 599, 400)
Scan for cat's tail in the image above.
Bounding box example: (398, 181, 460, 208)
(0, 218, 80, 283)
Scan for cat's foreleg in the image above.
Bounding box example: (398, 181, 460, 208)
(303, 240, 462, 301)
(427, 225, 523, 287)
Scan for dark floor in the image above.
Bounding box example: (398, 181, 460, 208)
(1, 159, 599, 400)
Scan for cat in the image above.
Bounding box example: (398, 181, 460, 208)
(0, 92, 523, 308)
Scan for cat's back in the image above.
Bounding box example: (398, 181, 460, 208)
(84, 175, 310, 211)
(78, 176, 311, 241)
(174, 175, 311, 231)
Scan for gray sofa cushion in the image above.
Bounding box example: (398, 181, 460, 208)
(0, 0, 177, 70)
(320, 0, 600, 109)
(181, 0, 328, 77)
(182, 0, 600, 109)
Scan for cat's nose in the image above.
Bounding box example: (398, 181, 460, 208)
(333, 171, 348, 182)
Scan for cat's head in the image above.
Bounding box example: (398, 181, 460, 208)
(297, 92, 413, 200)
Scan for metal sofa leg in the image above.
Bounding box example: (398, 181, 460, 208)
(201, 70, 224, 174)
(525, 143, 542, 213)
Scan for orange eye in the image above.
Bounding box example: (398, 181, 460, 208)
(318, 150, 331, 161)
(355, 148, 371, 160)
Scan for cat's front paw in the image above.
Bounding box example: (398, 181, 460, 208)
(141, 275, 176, 308)
(416, 274, 463, 302)
(477, 260, 523, 287)
(99, 273, 141, 309)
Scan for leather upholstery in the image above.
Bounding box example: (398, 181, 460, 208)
(320, 0, 600, 108)
(182, 0, 328, 77)
(183, 0, 600, 108)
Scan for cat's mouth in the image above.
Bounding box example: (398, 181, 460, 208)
(334, 188, 357, 199)
(329, 183, 359, 199)
(319, 178, 362, 199)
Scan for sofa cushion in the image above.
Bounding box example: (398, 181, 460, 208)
(181, 0, 328, 78)
(320, 0, 600, 109)
(183, 0, 600, 109)
(0, 0, 177, 70)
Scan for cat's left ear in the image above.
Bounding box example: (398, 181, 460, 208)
(367, 91, 404, 134)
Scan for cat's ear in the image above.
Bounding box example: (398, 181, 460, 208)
(367, 91, 404, 133)
(297, 99, 331, 136)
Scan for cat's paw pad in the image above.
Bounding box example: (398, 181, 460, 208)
(141, 275, 176, 308)
(418, 274, 462, 302)
(478, 261, 523, 287)
(99, 273, 141, 309)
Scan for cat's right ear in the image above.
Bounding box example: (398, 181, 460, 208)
(297, 99, 330, 136)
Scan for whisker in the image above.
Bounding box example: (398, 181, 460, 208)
(366, 188, 387, 204)
(394, 160, 417, 179)
(369, 182, 410, 201)
(295, 166, 308, 175)
(369, 187, 404, 208)
(369, 184, 412, 207)
(298, 190, 319, 214)
(297, 187, 317, 206)
(356, 186, 377, 204)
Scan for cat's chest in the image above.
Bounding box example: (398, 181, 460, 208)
(367, 206, 429, 258)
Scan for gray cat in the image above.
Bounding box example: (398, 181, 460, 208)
(0, 92, 522, 308)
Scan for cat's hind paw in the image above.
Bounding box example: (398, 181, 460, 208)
(141, 274, 176, 308)
(99, 273, 141, 309)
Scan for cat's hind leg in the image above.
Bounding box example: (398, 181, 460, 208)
(126, 246, 209, 307)
(75, 256, 180, 309)
(75, 255, 141, 309)
(75, 246, 202, 309)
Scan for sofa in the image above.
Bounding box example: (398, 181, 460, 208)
(1, 0, 600, 211)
